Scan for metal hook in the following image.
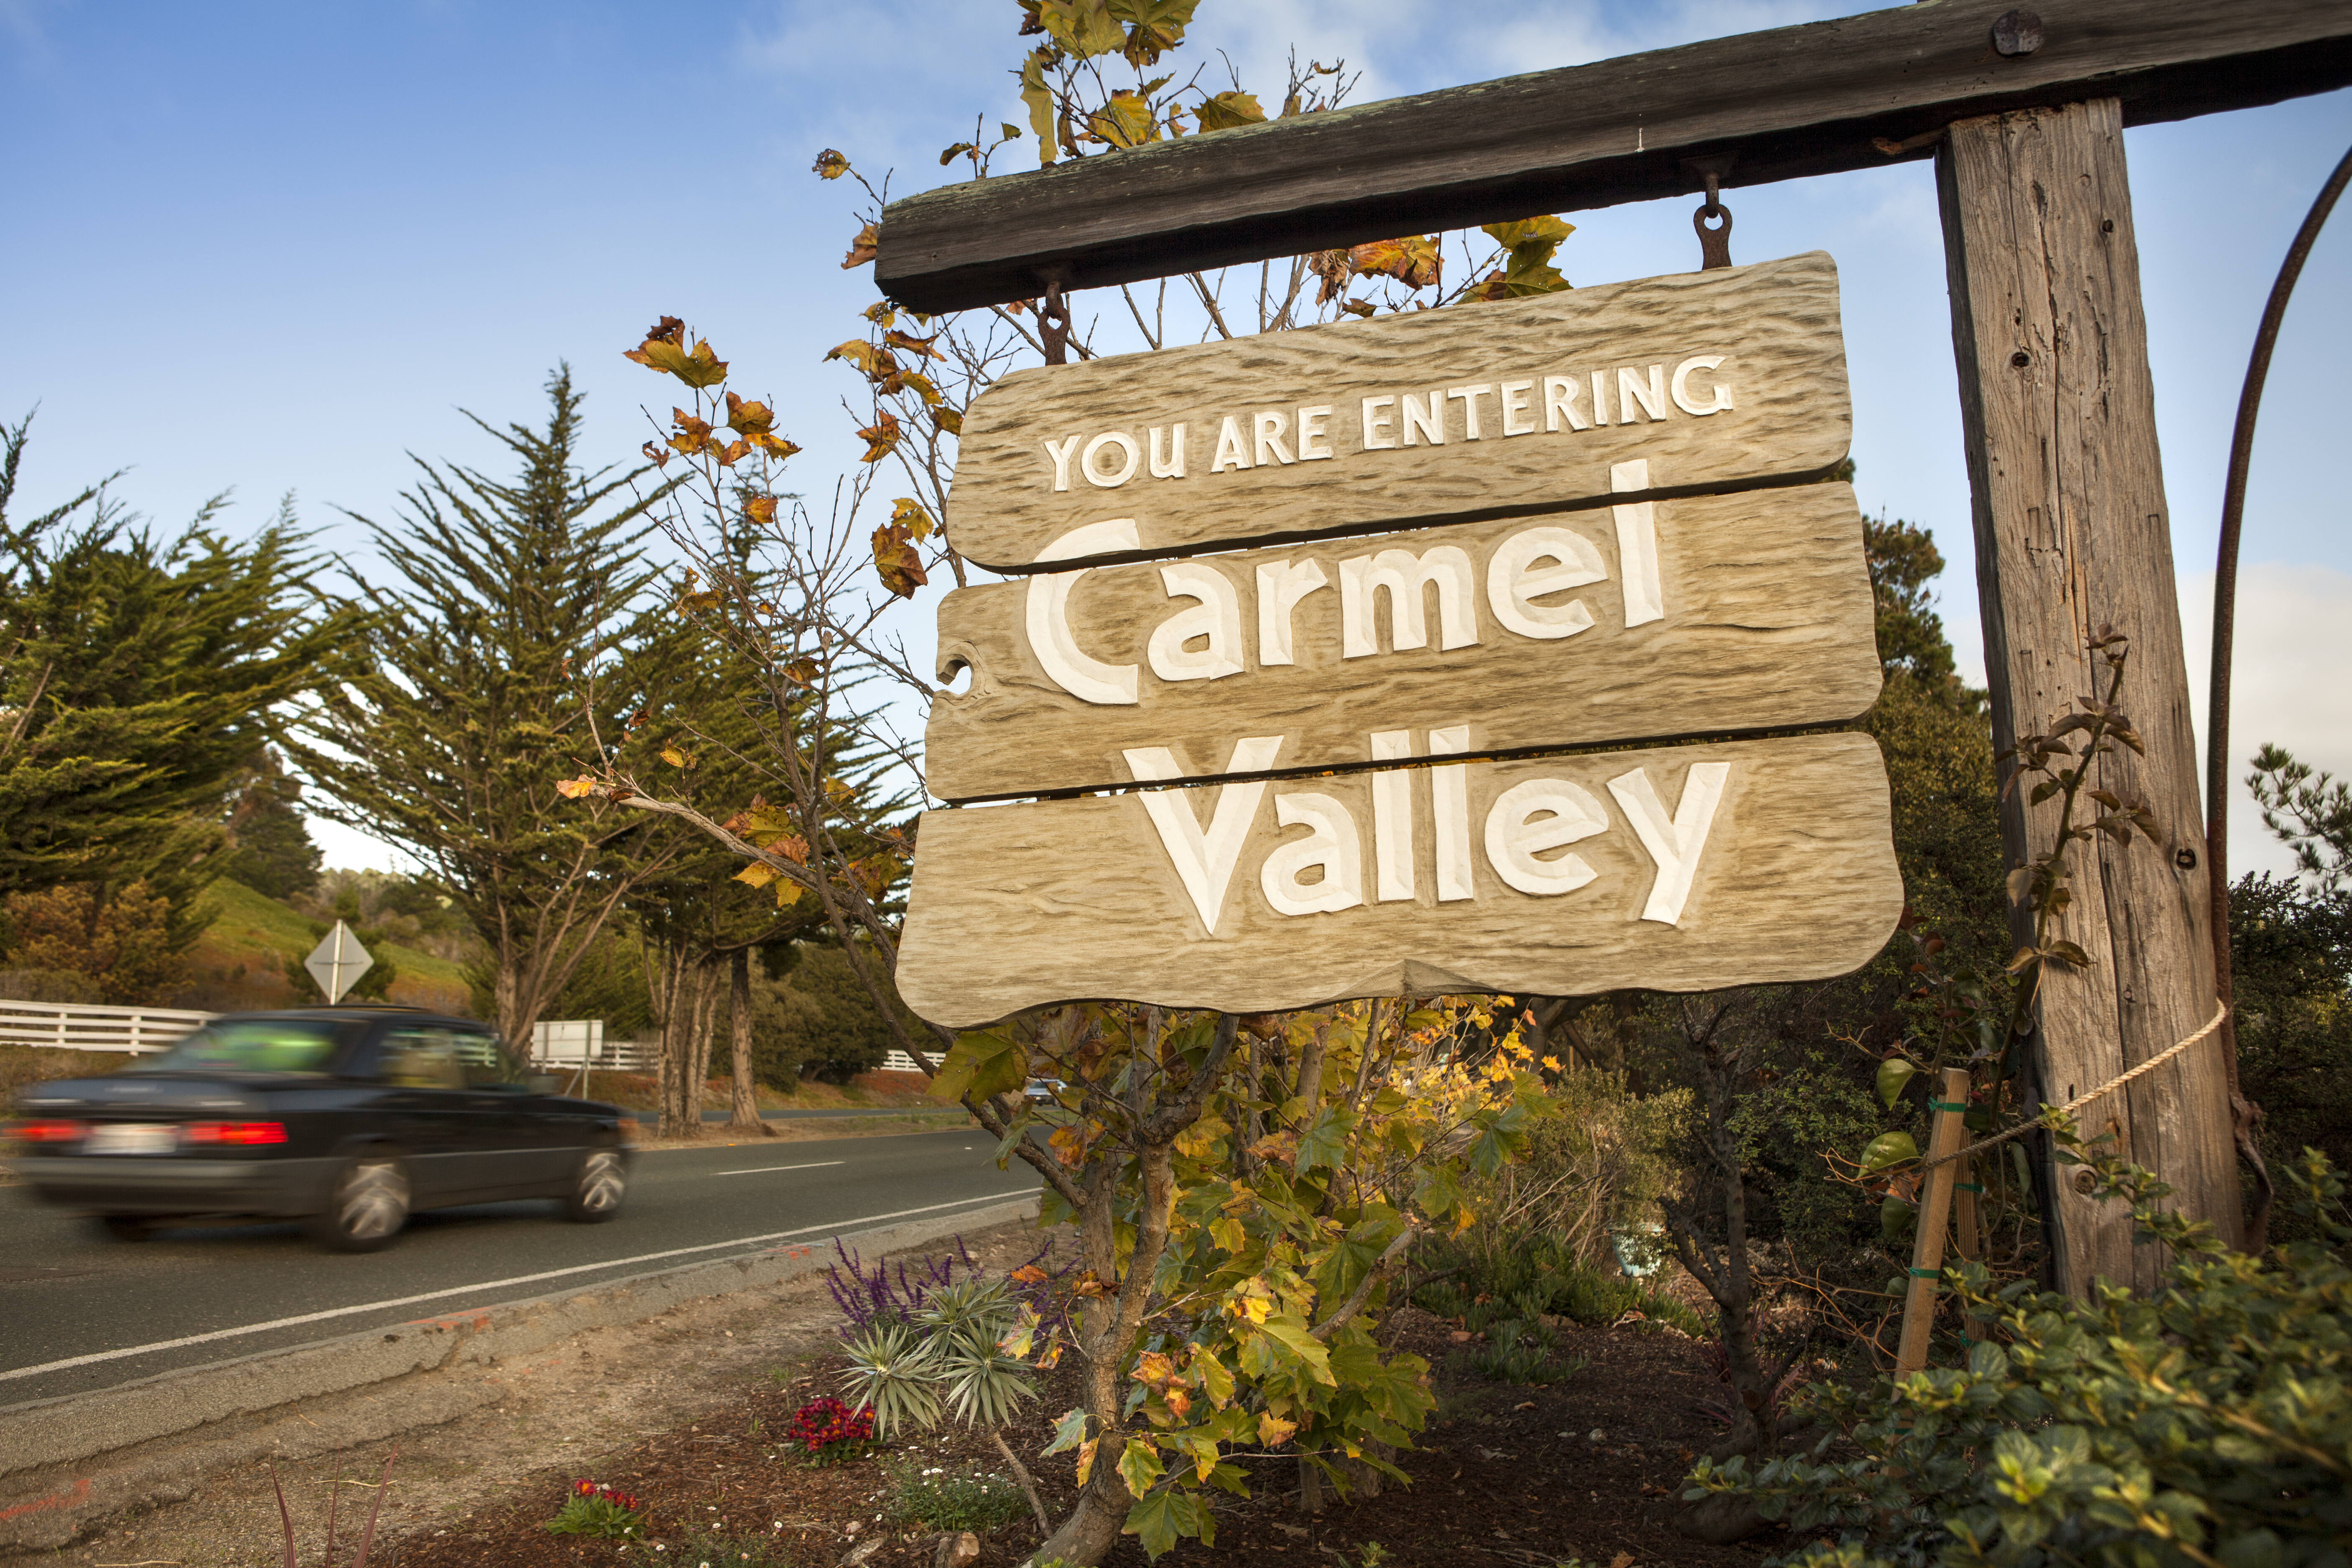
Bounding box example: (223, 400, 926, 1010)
(1693, 173, 1733, 271)
(1041, 279, 1070, 365)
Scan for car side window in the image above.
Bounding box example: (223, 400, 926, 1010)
(379, 1029, 463, 1091)
(451, 1028, 520, 1089)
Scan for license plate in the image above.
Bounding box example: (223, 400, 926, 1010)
(85, 1123, 178, 1155)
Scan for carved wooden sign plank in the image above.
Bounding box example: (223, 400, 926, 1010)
(944, 252, 1849, 573)
(895, 733, 1899, 1027)
(927, 480, 1879, 801)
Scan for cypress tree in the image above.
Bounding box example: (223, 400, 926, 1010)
(290, 369, 683, 1045)
(0, 414, 349, 953)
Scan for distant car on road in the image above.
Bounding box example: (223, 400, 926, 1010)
(4, 1008, 633, 1251)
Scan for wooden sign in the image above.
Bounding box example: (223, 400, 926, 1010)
(895, 733, 1900, 1028)
(927, 479, 1879, 802)
(944, 252, 1849, 572)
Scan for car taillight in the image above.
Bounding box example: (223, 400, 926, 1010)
(8, 1120, 86, 1144)
(180, 1122, 287, 1146)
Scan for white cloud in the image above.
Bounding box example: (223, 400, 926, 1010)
(2181, 562, 2352, 885)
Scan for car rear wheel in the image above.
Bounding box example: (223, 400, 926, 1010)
(563, 1148, 626, 1223)
(312, 1155, 410, 1252)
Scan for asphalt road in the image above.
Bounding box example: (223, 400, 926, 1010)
(0, 1129, 1029, 1409)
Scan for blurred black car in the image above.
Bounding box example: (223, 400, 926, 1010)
(4, 1007, 634, 1251)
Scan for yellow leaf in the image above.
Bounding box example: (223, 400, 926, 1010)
(1019, 48, 1059, 166)
(932, 406, 963, 437)
(1193, 90, 1264, 132)
(841, 221, 878, 270)
(659, 745, 690, 768)
(771, 880, 802, 910)
(890, 498, 936, 541)
(825, 339, 888, 375)
(1258, 1412, 1297, 1448)
(1088, 89, 1157, 149)
(811, 148, 849, 180)
(856, 411, 903, 465)
(1074, 1436, 1099, 1487)
(725, 391, 777, 438)
(745, 495, 778, 527)
(1240, 1296, 1270, 1326)
(555, 777, 598, 799)
(631, 338, 727, 389)
(733, 862, 779, 889)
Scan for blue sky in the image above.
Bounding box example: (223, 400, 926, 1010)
(3, 0, 2348, 879)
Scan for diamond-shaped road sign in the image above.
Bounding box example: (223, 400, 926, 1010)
(304, 921, 372, 1004)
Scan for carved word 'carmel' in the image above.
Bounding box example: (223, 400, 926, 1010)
(1121, 731, 1729, 935)
(1039, 358, 1734, 491)
(1026, 462, 1664, 705)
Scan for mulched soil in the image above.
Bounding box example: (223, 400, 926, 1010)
(386, 1302, 1795, 1568)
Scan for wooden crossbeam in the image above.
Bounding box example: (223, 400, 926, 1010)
(876, 0, 2352, 314)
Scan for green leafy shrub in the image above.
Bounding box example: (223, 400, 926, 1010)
(1688, 1143, 2352, 1568)
(882, 1456, 1030, 1532)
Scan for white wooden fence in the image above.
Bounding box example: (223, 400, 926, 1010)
(0, 999, 216, 1055)
(880, 1050, 943, 1074)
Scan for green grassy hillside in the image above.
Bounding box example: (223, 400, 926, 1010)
(186, 879, 473, 1014)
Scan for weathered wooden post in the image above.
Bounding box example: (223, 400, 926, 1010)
(1937, 98, 2242, 1289)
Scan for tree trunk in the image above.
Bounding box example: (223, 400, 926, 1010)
(1938, 99, 2241, 1291)
(687, 959, 720, 1127)
(648, 938, 694, 1141)
(728, 948, 763, 1132)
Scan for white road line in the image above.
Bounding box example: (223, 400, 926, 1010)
(717, 1162, 844, 1176)
(0, 1187, 1034, 1385)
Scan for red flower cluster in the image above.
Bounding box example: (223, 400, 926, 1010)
(787, 1395, 875, 1453)
(570, 1479, 641, 1512)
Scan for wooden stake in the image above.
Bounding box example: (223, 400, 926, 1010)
(1896, 1068, 1972, 1374)
(1953, 1153, 1988, 1344)
(1937, 98, 2241, 1297)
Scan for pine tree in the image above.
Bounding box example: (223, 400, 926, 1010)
(289, 369, 684, 1045)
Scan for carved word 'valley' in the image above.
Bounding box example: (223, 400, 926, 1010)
(1127, 731, 1728, 937)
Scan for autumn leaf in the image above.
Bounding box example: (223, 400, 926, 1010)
(627, 336, 729, 388)
(640, 440, 671, 467)
(745, 495, 778, 527)
(1193, 89, 1264, 132)
(733, 861, 777, 889)
(939, 140, 977, 167)
(882, 328, 942, 360)
(856, 410, 902, 464)
(763, 833, 810, 866)
(555, 777, 598, 799)
(1019, 48, 1059, 165)
(1089, 88, 1157, 149)
(841, 221, 878, 270)
(659, 745, 691, 769)
(748, 431, 800, 459)
(715, 438, 749, 467)
(1257, 1412, 1298, 1448)
(825, 339, 892, 377)
(1035, 0, 1124, 59)
(890, 498, 936, 542)
(678, 589, 723, 613)
(872, 516, 928, 598)
(932, 406, 964, 436)
(811, 148, 850, 180)
(1349, 236, 1442, 290)
(724, 391, 776, 437)
(1338, 298, 1375, 318)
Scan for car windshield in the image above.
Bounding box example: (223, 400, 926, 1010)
(136, 1019, 346, 1075)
